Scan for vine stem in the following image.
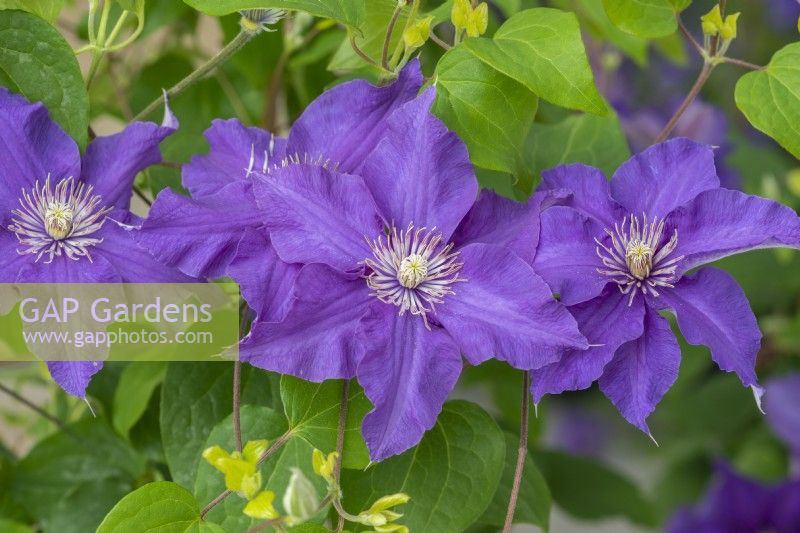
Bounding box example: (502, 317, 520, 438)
(132, 30, 254, 122)
(654, 62, 713, 143)
(332, 380, 350, 533)
(719, 57, 764, 70)
(503, 371, 531, 533)
(200, 430, 294, 519)
(429, 30, 452, 50)
(0, 382, 71, 434)
(382, 2, 404, 70)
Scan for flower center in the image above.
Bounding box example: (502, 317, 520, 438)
(8, 176, 111, 263)
(44, 201, 74, 240)
(398, 254, 428, 288)
(364, 223, 465, 329)
(595, 213, 684, 305)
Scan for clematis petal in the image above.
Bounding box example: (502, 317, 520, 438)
(452, 188, 568, 264)
(227, 227, 300, 322)
(0, 88, 80, 215)
(94, 213, 196, 283)
(657, 267, 761, 387)
(531, 287, 645, 403)
(764, 373, 800, 454)
(540, 164, 625, 228)
(599, 306, 680, 434)
(252, 164, 382, 273)
(436, 243, 587, 370)
(285, 59, 422, 174)
(81, 110, 177, 210)
(183, 118, 286, 198)
(136, 182, 262, 279)
(357, 303, 462, 461)
(46, 361, 103, 399)
(667, 188, 800, 276)
(532, 206, 608, 305)
(240, 264, 372, 381)
(610, 138, 719, 219)
(359, 88, 478, 240)
(15, 252, 120, 283)
(0, 230, 31, 282)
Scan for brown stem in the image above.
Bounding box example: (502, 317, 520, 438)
(350, 34, 380, 67)
(382, 3, 404, 70)
(233, 361, 242, 452)
(654, 63, 713, 144)
(263, 52, 288, 132)
(677, 16, 704, 57)
(132, 185, 152, 207)
(429, 30, 452, 50)
(503, 371, 531, 533)
(720, 56, 765, 70)
(333, 380, 350, 533)
(709, 0, 727, 56)
(201, 430, 293, 518)
(0, 382, 71, 433)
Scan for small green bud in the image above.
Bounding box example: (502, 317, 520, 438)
(312, 449, 338, 485)
(356, 492, 410, 528)
(242, 439, 269, 464)
(700, 5, 723, 36)
(403, 16, 434, 49)
(466, 2, 489, 38)
(451, 0, 472, 31)
(243, 490, 279, 520)
(720, 12, 740, 40)
(282, 468, 320, 526)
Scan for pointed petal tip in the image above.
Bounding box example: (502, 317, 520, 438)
(647, 431, 660, 447)
(752, 384, 766, 415)
(160, 89, 178, 129)
(84, 397, 97, 418)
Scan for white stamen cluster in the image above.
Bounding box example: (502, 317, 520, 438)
(245, 142, 339, 178)
(364, 223, 465, 329)
(8, 176, 111, 263)
(595, 213, 684, 305)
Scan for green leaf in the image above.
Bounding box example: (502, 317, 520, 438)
(113, 362, 167, 439)
(97, 481, 223, 533)
(735, 42, 800, 160)
(478, 433, 551, 530)
(0, 0, 64, 22)
(280, 377, 372, 469)
(601, 0, 676, 38)
(668, 0, 691, 11)
(559, 0, 647, 65)
(328, 0, 401, 71)
(341, 400, 506, 533)
(160, 362, 281, 488)
(194, 405, 326, 532)
(434, 45, 538, 183)
(0, 520, 32, 533)
(463, 8, 607, 115)
(533, 450, 656, 526)
(526, 112, 631, 181)
(182, 0, 364, 28)
(13, 420, 146, 532)
(0, 9, 89, 147)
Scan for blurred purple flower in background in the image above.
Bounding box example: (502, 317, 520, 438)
(666, 462, 800, 533)
(765, 373, 800, 461)
(0, 88, 191, 398)
(619, 99, 740, 189)
(528, 138, 800, 436)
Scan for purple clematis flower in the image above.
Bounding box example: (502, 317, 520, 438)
(527, 138, 800, 436)
(666, 462, 800, 533)
(0, 88, 192, 398)
(228, 63, 588, 461)
(136, 62, 427, 326)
